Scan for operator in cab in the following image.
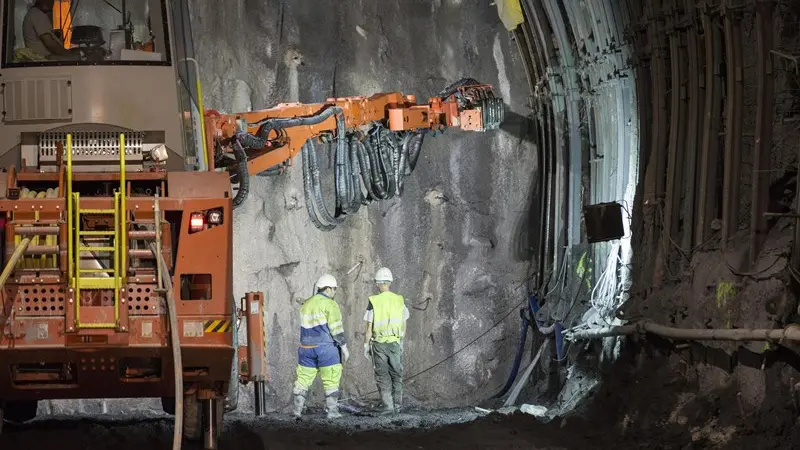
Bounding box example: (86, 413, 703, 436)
(22, 0, 80, 61)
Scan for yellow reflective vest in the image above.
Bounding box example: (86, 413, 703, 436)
(299, 293, 346, 346)
(367, 291, 407, 344)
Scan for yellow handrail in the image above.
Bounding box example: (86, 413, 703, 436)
(119, 133, 127, 284)
(113, 190, 120, 325)
(66, 133, 73, 287)
(74, 192, 80, 324)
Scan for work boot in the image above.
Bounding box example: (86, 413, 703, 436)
(292, 389, 307, 418)
(379, 391, 394, 415)
(325, 394, 342, 419)
(393, 392, 403, 414)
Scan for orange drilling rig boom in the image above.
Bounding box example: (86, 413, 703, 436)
(204, 79, 504, 229)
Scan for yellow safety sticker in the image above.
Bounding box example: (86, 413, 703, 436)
(204, 319, 232, 333)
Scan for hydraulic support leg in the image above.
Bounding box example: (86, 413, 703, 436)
(203, 398, 218, 450)
(239, 292, 268, 416)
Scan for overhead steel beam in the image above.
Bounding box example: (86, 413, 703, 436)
(749, 0, 776, 265)
(696, 0, 724, 246)
(660, 0, 689, 281)
(721, 0, 744, 250)
(681, 0, 704, 256)
(647, 0, 670, 285)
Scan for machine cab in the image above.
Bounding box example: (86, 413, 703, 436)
(0, 0, 207, 174)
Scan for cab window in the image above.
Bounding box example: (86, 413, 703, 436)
(3, 0, 171, 66)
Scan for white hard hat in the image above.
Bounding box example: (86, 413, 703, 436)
(374, 267, 393, 283)
(316, 274, 338, 290)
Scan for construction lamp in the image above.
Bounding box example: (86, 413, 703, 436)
(207, 209, 223, 225)
(189, 212, 205, 232)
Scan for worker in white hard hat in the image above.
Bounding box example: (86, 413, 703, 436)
(363, 267, 409, 414)
(292, 273, 350, 419)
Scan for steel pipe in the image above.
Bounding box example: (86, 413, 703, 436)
(128, 249, 155, 259)
(128, 230, 157, 239)
(23, 245, 59, 255)
(203, 399, 217, 450)
(14, 226, 59, 236)
(566, 321, 800, 343)
(0, 238, 31, 289)
(254, 381, 265, 417)
(750, 1, 776, 266)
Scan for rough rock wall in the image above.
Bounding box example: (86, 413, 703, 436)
(189, 0, 537, 412)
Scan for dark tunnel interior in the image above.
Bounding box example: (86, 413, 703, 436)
(1, 0, 800, 449)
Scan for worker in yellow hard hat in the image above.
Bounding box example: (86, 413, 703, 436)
(292, 274, 350, 419)
(363, 267, 409, 414)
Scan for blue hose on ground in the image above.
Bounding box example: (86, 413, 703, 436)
(492, 308, 530, 399)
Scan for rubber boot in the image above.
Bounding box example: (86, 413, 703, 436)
(292, 389, 307, 418)
(325, 395, 342, 419)
(393, 390, 403, 414)
(379, 390, 394, 415)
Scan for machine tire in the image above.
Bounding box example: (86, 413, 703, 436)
(161, 396, 176, 415)
(0, 403, 5, 436)
(2, 400, 37, 423)
(183, 394, 202, 442)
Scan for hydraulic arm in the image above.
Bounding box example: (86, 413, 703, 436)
(203, 78, 504, 229)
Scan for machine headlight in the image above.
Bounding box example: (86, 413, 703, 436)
(189, 212, 205, 232)
(207, 209, 223, 225)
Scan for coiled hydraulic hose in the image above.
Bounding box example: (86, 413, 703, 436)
(231, 138, 249, 209)
(437, 77, 481, 99)
(229, 103, 429, 228)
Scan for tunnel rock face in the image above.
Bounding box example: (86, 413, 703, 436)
(188, 0, 537, 411)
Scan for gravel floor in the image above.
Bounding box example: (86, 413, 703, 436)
(0, 408, 603, 450)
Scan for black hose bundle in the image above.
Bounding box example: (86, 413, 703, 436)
(231, 139, 249, 209)
(228, 104, 428, 228)
(437, 77, 481, 100)
(300, 118, 427, 230)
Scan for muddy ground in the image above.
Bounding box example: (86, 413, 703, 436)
(2, 347, 799, 450)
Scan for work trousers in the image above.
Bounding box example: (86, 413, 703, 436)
(371, 341, 403, 406)
(294, 344, 343, 396)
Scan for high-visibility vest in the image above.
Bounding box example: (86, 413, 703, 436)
(368, 291, 406, 344)
(299, 294, 345, 346)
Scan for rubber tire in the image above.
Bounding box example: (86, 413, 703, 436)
(161, 396, 176, 415)
(0, 404, 5, 436)
(183, 394, 202, 442)
(2, 400, 37, 423)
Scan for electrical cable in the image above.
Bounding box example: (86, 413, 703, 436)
(358, 296, 527, 400)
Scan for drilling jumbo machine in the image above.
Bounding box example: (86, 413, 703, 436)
(0, 0, 503, 448)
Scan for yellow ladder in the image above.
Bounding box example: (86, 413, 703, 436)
(66, 133, 128, 329)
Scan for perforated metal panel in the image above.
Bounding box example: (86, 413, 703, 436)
(2, 77, 73, 122)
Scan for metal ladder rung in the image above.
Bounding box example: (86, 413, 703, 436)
(81, 209, 115, 215)
(78, 246, 115, 252)
(78, 322, 117, 329)
(79, 268, 116, 274)
(77, 278, 117, 290)
(79, 230, 115, 236)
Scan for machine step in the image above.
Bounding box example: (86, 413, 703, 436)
(78, 246, 115, 252)
(79, 230, 116, 236)
(73, 278, 116, 290)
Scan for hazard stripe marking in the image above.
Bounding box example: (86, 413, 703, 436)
(203, 320, 231, 333)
